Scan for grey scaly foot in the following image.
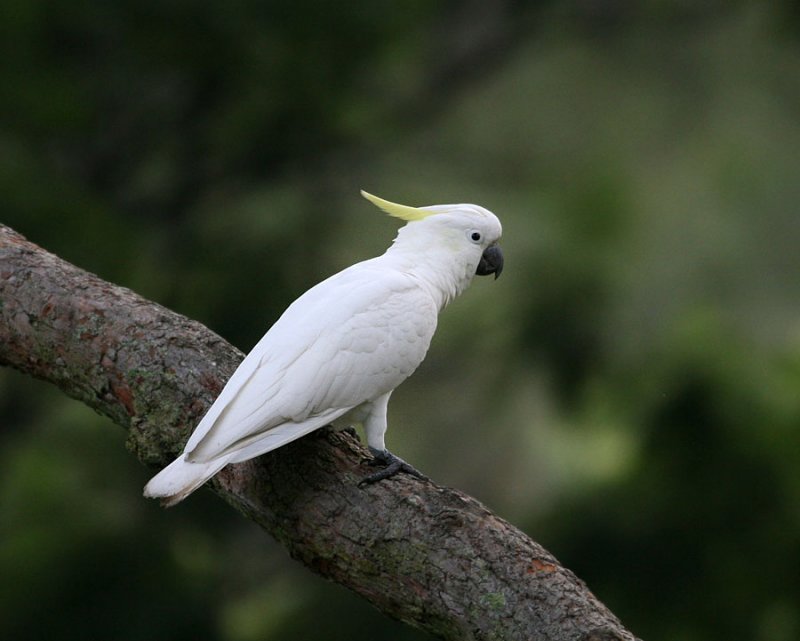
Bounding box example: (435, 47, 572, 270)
(358, 447, 429, 486)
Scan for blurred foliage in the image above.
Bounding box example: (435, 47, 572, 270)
(2, 1, 800, 640)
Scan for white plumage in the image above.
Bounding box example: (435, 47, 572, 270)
(144, 191, 503, 505)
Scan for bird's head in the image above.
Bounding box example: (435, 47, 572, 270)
(361, 190, 504, 285)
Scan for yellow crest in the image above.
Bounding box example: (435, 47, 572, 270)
(360, 190, 434, 222)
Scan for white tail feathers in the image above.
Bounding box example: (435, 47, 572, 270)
(143, 455, 231, 507)
(143, 411, 348, 506)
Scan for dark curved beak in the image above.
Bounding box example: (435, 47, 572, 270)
(476, 243, 504, 279)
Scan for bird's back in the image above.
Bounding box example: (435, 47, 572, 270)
(183, 259, 439, 463)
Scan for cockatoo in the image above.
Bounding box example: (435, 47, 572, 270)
(144, 190, 504, 505)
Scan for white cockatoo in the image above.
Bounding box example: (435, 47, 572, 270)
(144, 190, 504, 505)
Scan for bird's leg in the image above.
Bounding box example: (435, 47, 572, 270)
(358, 447, 429, 486)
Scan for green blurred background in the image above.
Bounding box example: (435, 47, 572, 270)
(2, 1, 800, 639)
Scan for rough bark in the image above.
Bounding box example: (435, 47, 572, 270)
(0, 223, 639, 641)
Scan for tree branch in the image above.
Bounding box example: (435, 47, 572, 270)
(0, 223, 638, 641)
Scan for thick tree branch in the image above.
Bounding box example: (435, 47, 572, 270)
(0, 224, 638, 641)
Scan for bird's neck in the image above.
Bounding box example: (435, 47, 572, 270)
(382, 243, 474, 311)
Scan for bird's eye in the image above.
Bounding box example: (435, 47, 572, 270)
(468, 230, 482, 243)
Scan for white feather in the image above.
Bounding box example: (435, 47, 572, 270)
(144, 194, 503, 505)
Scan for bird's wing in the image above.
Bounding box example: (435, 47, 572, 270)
(184, 264, 438, 463)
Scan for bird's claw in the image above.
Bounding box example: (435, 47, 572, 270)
(358, 449, 428, 486)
